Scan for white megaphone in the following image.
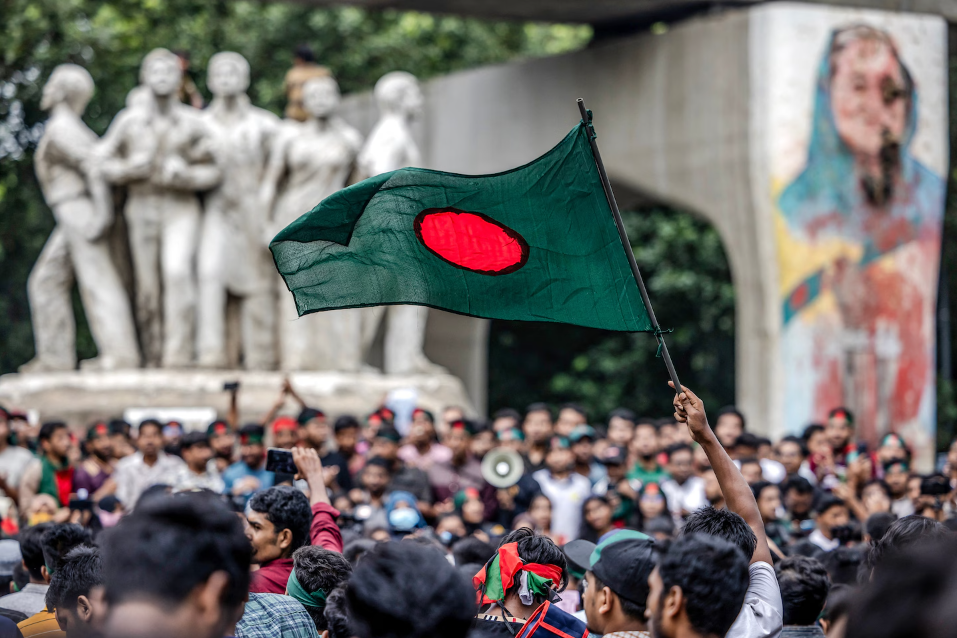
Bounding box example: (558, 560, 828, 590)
(481, 447, 525, 489)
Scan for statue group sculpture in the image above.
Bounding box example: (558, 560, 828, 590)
(22, 50, 442, 375)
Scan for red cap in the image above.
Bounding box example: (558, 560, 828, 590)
(272, 416, 298, 434)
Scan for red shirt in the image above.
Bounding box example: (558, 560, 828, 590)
(249, 502, 343, 594)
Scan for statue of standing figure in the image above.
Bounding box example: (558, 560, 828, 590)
(357, 72, 445, 375)
(97, 48, 221, 368)
(260, 76, 364, 371)
(21, 64, 140, 372)
(196, 52, 281, 369)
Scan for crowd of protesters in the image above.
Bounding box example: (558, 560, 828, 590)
(0, 379, 954, 638)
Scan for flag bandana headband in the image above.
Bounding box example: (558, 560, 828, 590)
(286, 568, 327, 610)
(473, 542, 563, 606)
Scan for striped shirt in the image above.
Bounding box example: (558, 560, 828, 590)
(18, 608, 64, 638)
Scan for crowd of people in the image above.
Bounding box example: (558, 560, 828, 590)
(0, 379, 955, 638)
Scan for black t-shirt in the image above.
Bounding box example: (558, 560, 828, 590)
(471, 615, 524, 638)
(321, 451, 353, 491)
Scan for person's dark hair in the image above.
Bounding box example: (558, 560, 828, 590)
(364, 456, 393, 474)
(715, 406, 746, 430)
(560, 403, 587, 419)
(525, 403, 551, 418)
(44, 545, 102, 614)
(499, 527, 569, 595)
(492, 408, 521, 422)
(592, 572, 647, 621)
(802, 423, 825, 442)
(136, 483, 173, 509)
(41, 524, 92, 575)
(179, 432, 209, 450)
(108, 419, 131, 437)
(861, 479, 891, 499)
(665, 443, 693, 459)
(12, 562, 30, 592)
(681, 506, 757, 560)
(335, 415, 361, 433)
(739, 457, 761, 471)
(292, 546, 353, 631)
(780, 435, 808, 457)
(816, 495, 847, 517)
(783, 475, 814, 496)
(657, 533, 749, 637)
(734, 433, 761, 450)
(750, 481, 776, 501)
(821, 546, 863, 586)
(343, 539, 377, 566)
(775, 555, 830, 626)
(847, 537, 957, 638)
(248, 486, 312, 552)
(756, 437, 772, 448)
(820, 583, 854, 628)
(19, 523, 50, 581)
(324, 586, 354, 638)
(138, 419, 163, 437)
(607, 408, 636, 424)
(101, 491, 250, 608)
(451, 537, 494, 567)
(864, 515, 946, 576)
(38, 421, 68, 443)
(346, 542, 475, 638)
(634, 418, 658, 432)
(864, 512, 896, 543)
(294, 44, 315, 62)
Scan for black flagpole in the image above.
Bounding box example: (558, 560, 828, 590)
(577, 98, 683, 395)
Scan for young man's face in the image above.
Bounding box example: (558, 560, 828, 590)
(785, 488, 814, 517)
(89, 435, 113, 460)
(583, 572, 605, 634)
(571, 438, 594, 465)
(607, 418, 634, 446)
(240, 443, 265, 469)
(631, 424, 658, 460)
(806, 430, 830, 456)
(523, 411, 553, 445)
(182, 443, 213, 472)
(740, 462, 763, 485)
(44, 428, 73, 460)
(884, 464, 909, 497)
(361, 465, 390, 496)
(244, 509, 286, 564)
(370, 438, 399, 461)
(757, 485, 782, 523)
(302, 418, 330, 448)
(861, 483, 891, 514)
(545, 447, 573, 474)
(666, 449, 694, 484)
(335, 427, 359, 455)
(657, 423, 678, 449)
(273, 427, 298, 450)
(825, 416, 853, 450)
(555, 408, 586, 437)
(137, 426, 163, 457)
(471, 431, 496, 459)
(55, 593, 103, 638)
(817, 505, 850, 538)
(645, 567, 671, 638)
(776, 441, 805, 475)
(713, 414, 743, 448)
(702, 469, 722, 505)
(492, 415, 518, 433)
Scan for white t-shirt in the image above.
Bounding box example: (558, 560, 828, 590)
(725, 562, 783, 638)
(532, 469, 592, 542)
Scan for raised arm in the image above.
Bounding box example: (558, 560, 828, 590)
(671, 382, 772, 565)
(293, 447, 343, 553)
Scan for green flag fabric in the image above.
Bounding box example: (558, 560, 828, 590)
(270, 121, 653, 332)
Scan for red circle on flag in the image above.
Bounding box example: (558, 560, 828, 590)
(414, 208, 530, 275)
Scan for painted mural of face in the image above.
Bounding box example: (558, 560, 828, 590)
(208, 54, 250, 97)
(302, 77, 340, 119)
(144, 54, 182, 98)
(830, 36, 908, 164)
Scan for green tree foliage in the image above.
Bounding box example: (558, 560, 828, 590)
(488, 206, 735, 421)
(0, 0, 590, 373)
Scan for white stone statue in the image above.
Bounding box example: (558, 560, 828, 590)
(196, 52, 281, 369)
(97, 48, 221, 368)
(356, 72, 444, 375)
(20, 64, 140, 372)
(260, 76, 364, 371)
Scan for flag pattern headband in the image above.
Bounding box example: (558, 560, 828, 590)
(473, 542, 562, 606)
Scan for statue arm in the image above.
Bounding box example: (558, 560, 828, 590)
(159, 125, 222, 191)
(260, 132, 289, 225)
(96, 119, 155, 185)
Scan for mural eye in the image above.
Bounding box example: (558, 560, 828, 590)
(880, 76, 904, 104)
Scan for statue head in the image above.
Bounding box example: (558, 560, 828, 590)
(139, 48, 182, 98)
(302, 76, 340, 119)
(40, 64, 94, 114)
(374, 71, 423, 118)
(208, 51, 250, 97)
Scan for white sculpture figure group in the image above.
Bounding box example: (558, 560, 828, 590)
(23, 49, 444, 375)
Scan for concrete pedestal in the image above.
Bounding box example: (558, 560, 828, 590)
(0, 369, 474, 428)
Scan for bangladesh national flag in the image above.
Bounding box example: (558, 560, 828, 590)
(270, 120, 653, 332)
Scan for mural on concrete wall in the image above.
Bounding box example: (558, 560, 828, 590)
(769, 9, 947, 455)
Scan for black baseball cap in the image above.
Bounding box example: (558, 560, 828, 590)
(563, 539, 597, 580)
(589, 532, 656, 607)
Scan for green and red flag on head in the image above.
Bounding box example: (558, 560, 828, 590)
(473, 542, 562, 605)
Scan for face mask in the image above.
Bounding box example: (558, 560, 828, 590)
(388, 507, 420, 532)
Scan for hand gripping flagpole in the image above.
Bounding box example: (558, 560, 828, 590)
(577, 98, 683, 395)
